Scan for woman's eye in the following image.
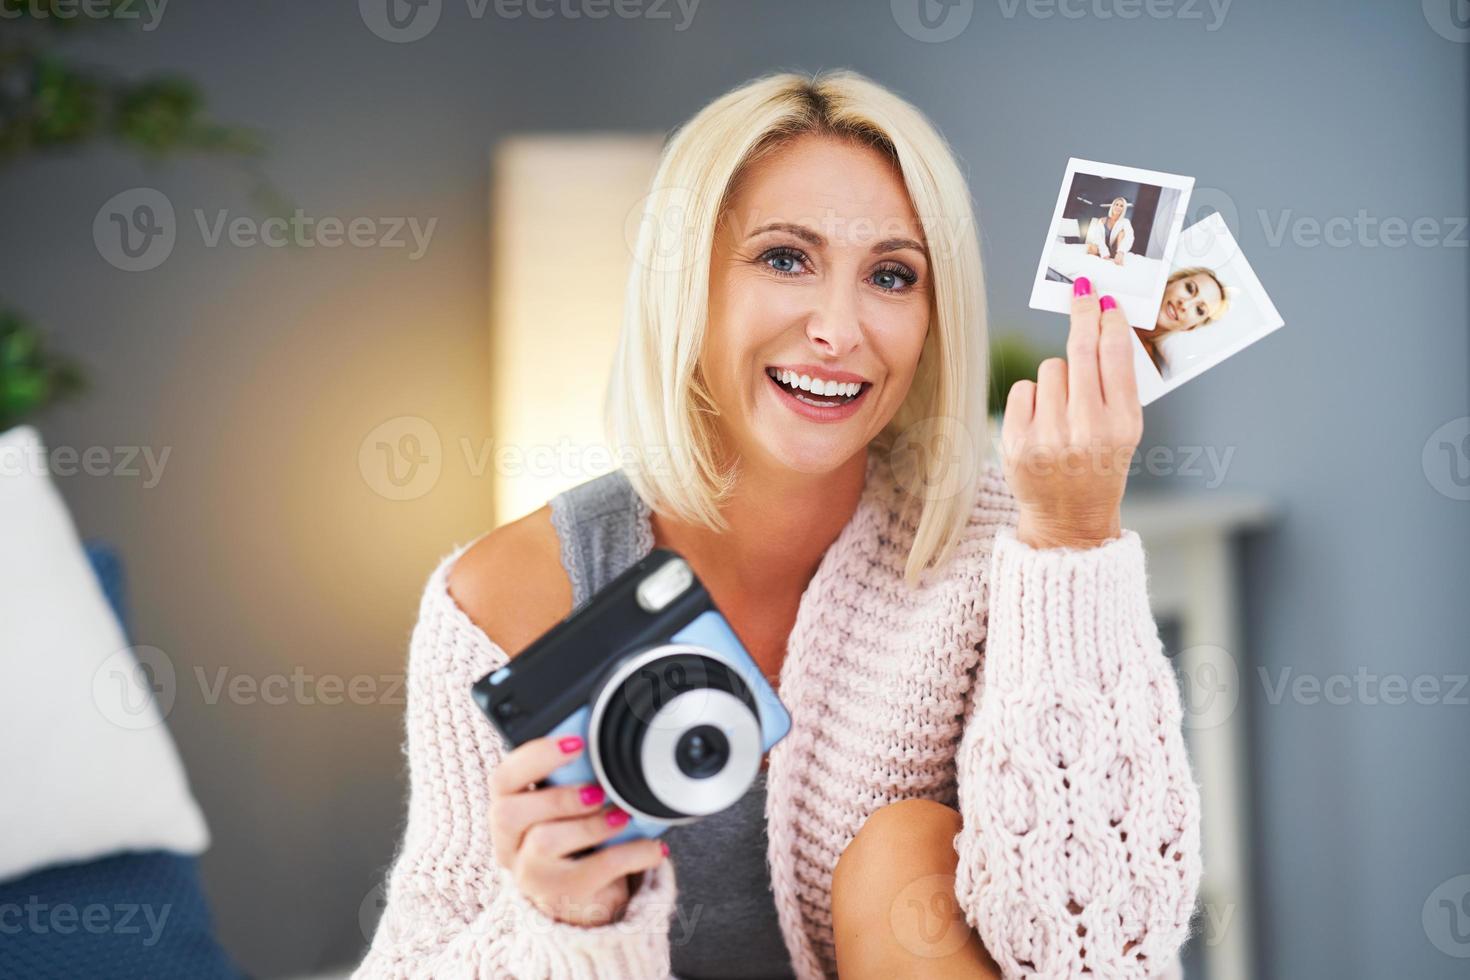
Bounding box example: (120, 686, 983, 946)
(871, 263, 918, 292)
(1196, 304, 1207, 318)
(760, 247, 808, 276)
(1186, 280, 1197, 295)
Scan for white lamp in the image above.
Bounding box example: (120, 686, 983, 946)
(489, 134, 664, 525)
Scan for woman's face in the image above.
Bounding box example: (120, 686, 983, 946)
(1156, 272, 1224, 332)
(1108, 198, 1127, 220)
(701, 133, 932, 476)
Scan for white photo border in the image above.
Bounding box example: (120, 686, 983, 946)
(1132, 211, 1285, 405)
(1028, 157, 1195, 330)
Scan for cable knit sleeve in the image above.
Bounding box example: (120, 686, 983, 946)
(952, 527, 1202, 979)
(352, 551, 677, 980)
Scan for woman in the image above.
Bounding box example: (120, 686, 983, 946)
(1136, 266, 1230, 376)
(1085, 196, 1134, 266)
(355, 71, 1200, 980)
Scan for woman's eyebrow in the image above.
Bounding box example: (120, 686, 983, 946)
(747, 221, 824, 246)
(871, 237, 927, 257)
(745, 221, 927, 258)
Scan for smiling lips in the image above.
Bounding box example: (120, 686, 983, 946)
(765, 366, 868, 400)
(763, 366, 872, 420)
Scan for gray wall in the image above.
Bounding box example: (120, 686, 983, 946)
(2, 1, 1465, 976)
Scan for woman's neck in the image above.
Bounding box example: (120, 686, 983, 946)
(650, 448, 869, 600)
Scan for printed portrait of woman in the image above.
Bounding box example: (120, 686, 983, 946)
(1085, 196, 1135, 265)
(1135, 265, 1231, 376)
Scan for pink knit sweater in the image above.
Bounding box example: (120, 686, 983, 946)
(354, 454, 1202, 979)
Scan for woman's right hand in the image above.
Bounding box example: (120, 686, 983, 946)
(1085, 243, 1100, 256)
(488, 734, 669, 927)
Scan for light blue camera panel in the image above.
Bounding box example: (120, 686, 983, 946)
(673, 611, 792, 750)
(543, 707, 668, 845)
(543, 708, 595, 786)
(541, 610, 793, 847)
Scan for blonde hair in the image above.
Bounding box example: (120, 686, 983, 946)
(604, 69, 989, 589)
(1166, 266, 1230, 327)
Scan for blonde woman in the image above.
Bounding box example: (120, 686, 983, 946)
(356, 70, 1200, 980)
(1085, 196, 1135, 266)
(1137, 266, 1231, 375)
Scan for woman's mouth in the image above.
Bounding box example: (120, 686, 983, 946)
(764, 367, 870, 421)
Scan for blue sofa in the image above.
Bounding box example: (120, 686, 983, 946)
(0, 543, 242, 980)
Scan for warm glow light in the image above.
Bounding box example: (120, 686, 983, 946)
(489, 134, 663, 525)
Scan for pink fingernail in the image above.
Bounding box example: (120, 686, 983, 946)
(558, 736, 584, 754)
(579, 785, 604, 806)
(1099, 295, 1117, 312)
(1073, 277, 1092, 297)
(660, 841, 670, 857)
(605, 808, 630, 828)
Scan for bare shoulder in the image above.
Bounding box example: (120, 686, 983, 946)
(447, 504, 573, 658)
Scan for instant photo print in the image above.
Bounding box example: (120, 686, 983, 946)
(1029, 158, 1194, 330)
(1130, 212, 1285, 405)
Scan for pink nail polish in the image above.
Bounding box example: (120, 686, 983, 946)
(1073, 276, 1092, 297)
(660, 841, 670, 857)
(605, 808, 630, 828)
(579, 785, 604, 806)
(558, 736, 584, 754)
(1099, 295, 1117, 312)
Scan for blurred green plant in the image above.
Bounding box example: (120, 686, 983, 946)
(0, 2, 266, 164)
(988, 333, 1052, 417)
(0, 309, 84, 432)
(0, 0, 281, 430)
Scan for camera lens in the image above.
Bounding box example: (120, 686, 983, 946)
(675, 724, 729, 779)
(591, 647, 761, 820)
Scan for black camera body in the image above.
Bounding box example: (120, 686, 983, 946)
(472, 548, 792, 848)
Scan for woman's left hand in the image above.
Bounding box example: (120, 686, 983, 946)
(1001, 278, 1142, 550)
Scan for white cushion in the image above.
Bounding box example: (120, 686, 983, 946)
(0, 424, 208, 882)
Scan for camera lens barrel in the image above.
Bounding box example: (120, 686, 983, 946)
(589, 646, 764, 823)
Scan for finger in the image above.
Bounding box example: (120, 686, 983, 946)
(1067, 286, 1103, 412)
(563, 838, 668, 895)
(1003, 379, 1035, 429)
(1097, 296, 1140, 411)
(1034, 357, 1068, 429)
(490, 735, 585, 798)
(492, 781, 609, 855)
(522, 805, 632, 864)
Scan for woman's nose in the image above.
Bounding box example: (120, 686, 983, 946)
(805, 283, 863, 356)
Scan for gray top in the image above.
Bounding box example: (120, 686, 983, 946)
(548, 469, 795, 980)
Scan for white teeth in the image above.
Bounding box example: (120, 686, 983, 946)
(768, 368, 863, 398)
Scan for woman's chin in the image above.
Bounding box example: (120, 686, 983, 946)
(755, 429, 860, 476)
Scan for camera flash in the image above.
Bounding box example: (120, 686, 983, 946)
(636, 558, 694, 613)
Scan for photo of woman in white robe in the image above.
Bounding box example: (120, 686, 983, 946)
(1085, 196, 1135, 265)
